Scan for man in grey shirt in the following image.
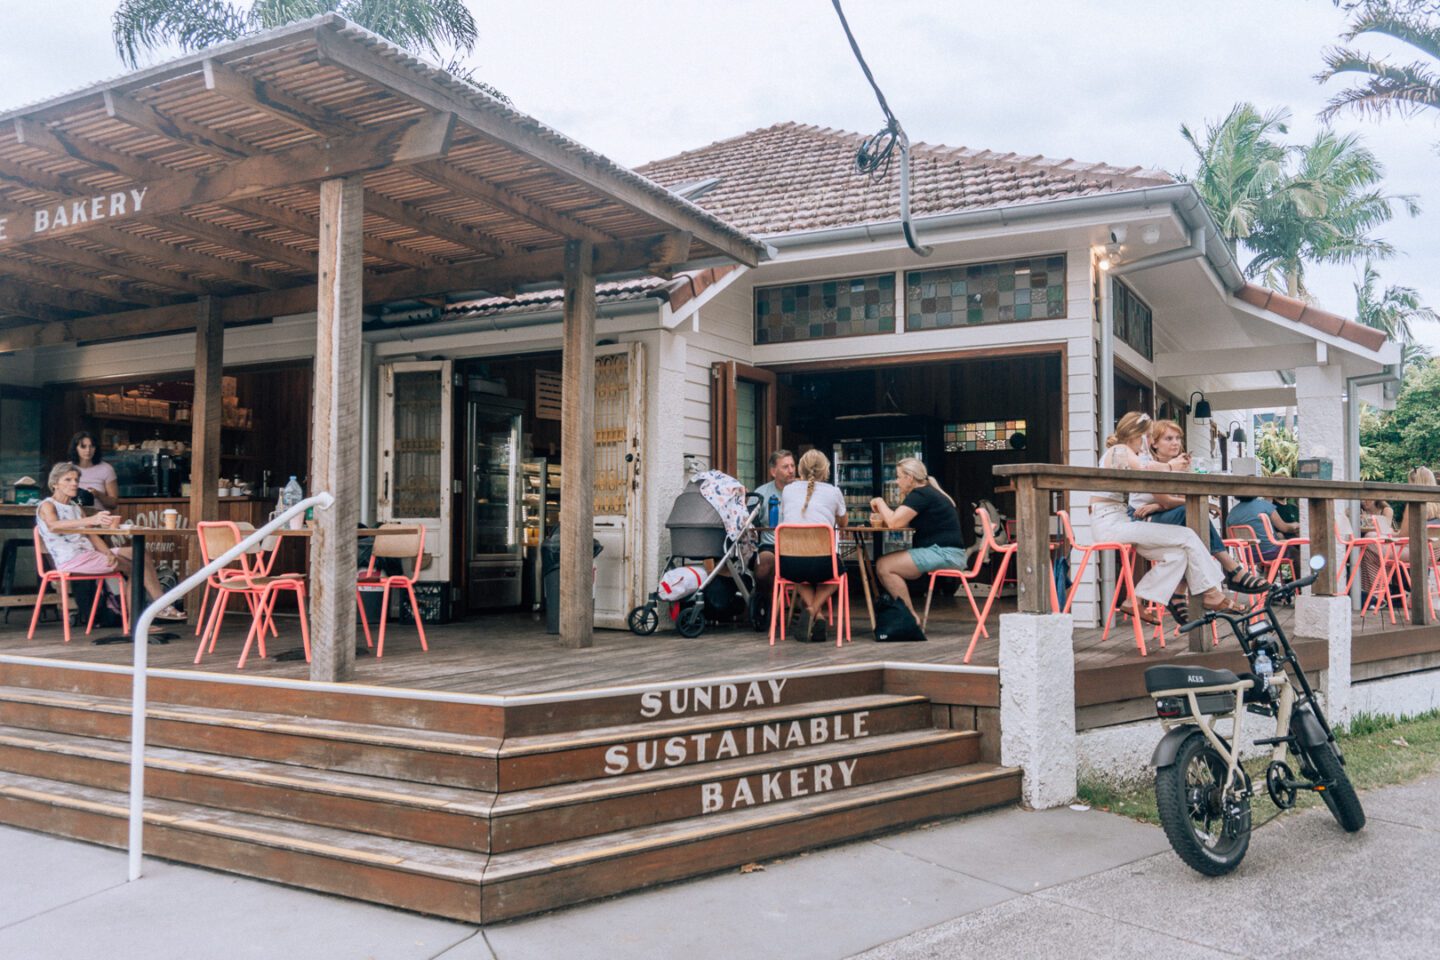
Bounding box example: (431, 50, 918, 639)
(752, 449, 796, 604)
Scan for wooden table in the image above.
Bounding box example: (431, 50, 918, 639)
(837, 525, 913, 632)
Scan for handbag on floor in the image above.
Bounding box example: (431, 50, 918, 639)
(874, 594, 926, 642)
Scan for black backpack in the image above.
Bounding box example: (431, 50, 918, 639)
(874, 594, 927, 642)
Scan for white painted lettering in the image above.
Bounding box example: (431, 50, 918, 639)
(715, 730, 738, 760)
(719, 684, 738, 710)
(636, 740, 658, 771)
(639, 690, 662, 718)
(702, 782, 723, 814)
(768, 678, 787, 702)
(34, 208, 49, 232)
(814, 763, 834, 792)
(761, 772, 783, 803)
(0, 216, 8, 240)
(53, 205, 68, 228)
(834, 715, 850, 741)
(742, 681, 764, 707)
(784, 721, 804, 748)
(694, 731, 712, 762)
(692, 685, 711, 711)
(789, 767, 809, 798)
(664, 736, 687, 766)
(110, 192, 127, 216)
(70, 200, 87, 224)
(838, 758, 858, 787)
(668, 687, 689, 716)
(745, 726, 755, 754)
(854, 711, 869, 737)
(90, 196, 104, 221)
(810, 716, 829, 745)
(130, 187, 148, 212)
(761, 724, 781, 751)
(603, 744, 629, 776)
(732, 777, 755, 808)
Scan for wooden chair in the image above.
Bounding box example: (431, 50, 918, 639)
(195, 521, 310, 669)
(355, 524, 429, 658)
(27, 527, 129, 643)
(769, 524, 849, 647)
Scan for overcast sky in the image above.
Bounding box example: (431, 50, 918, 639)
(4, 0, 1438, 346)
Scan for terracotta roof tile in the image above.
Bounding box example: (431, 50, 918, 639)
(635, 122, 1173, 236)
(1235, 283, 1387, 353)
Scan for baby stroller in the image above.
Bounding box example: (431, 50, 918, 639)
(627, 471, 764, 638)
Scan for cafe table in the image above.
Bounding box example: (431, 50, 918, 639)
(836, 524, 912, 632)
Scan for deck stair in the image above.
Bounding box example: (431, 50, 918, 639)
(0, 657, 1018, 922)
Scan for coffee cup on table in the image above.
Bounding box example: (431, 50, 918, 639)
(162, 509, 179, 530)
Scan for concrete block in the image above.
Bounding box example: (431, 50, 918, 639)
(999, 612, 1076, 809)
(1294, 595, 1352, 725)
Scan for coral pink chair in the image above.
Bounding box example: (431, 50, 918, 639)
(1056, 509, 1148, 654)
(355, 524, 429, 658)
(195, 521, 310, 669)
(769, 524, 850, 647)
(27, 527, 129, 643)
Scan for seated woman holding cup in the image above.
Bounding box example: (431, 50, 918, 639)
(35, 462, 185, 621)
(869, 457, 968, 620)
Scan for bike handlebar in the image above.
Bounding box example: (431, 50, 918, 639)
(1176, 567, 1326, 634)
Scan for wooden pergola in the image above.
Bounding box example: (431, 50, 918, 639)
(0, 15, 765, 679)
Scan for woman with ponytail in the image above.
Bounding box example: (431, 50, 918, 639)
(870, 457, 968, 618)
(778, 449, 847, 642)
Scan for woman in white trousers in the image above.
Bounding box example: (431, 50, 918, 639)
(1091, 411, 1244, 622)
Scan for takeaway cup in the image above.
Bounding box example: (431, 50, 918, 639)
(162, 509, 179, 530)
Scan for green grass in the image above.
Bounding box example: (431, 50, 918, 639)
(1079, 708, 1440, 826)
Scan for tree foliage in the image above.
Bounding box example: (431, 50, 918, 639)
(1319, 1, 1440, 139)
(1255, 422, 1300, 477)
(1358, 359, 1440, 481)
(1178, 103, 1414, 298)
(1353, 259, 1437, 370)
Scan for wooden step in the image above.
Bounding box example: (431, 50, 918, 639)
(0, 685, 501, 789)
(0, 725, 493, 852)
(489, 727, 980, 852)
(481, 764, 1022, 921)
(0, 769, 489, 922)
(496, 693, 932, 790)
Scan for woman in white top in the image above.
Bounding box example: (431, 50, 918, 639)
(67, 431, 119, 511)
(778, 449, 847, 642)
(35, 462, 184, 620)
(1093, 412, 1242, 622)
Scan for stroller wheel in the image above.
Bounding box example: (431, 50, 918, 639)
(676, 604, 707, 638)
(627, 604, 660, 636)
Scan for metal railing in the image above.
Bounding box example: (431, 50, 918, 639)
(993, 464, 1440, 647)
(126, 492, 334, 881)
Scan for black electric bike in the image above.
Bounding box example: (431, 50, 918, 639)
(1144, 556, 1365, 876)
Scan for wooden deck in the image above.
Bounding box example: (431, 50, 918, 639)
(2, 588, 1434, 706)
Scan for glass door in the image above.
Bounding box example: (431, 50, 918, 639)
(377, 360, 452, 584)
(469, 401, 522, 560)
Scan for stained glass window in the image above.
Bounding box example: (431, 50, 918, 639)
(944, 419, 1028, 453)
(754, 273, 896, 344)
(905, 256, 1066, 330)
(1112, 279, 1153, 360)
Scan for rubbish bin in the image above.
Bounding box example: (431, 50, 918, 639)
(543, 530, 603, 634)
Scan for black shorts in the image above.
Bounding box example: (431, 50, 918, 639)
(779, 555, 838, 584)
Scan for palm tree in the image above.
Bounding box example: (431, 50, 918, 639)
(1178, 103, 1291, 243)
(111, 1, 498, 97)
(1318, 1, 1440, 131)
(1353, 259, 1438, 369)
(1244, 130, 1417, 298)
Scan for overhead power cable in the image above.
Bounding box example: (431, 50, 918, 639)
(830, 0, 931, 257)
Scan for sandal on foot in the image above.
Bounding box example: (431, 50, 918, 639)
(1164, 595, 1190, 624)
(1119, 601, 1162, 626)
(1203, 594, 1248, 615)
(1225, 566, 1271, 594)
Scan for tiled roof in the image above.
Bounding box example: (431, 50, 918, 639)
(634, 122, 1173, 236)
(1235, 284, 1388, 353)
(443, 267, 737, 319)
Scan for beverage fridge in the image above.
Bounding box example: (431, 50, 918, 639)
(832, 429, 929, 557)
(466, 394, 524, 609)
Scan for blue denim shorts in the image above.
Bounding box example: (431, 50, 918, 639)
(908, 544, 969, 574)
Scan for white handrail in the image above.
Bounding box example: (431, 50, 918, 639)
(126, 491, 334, 882)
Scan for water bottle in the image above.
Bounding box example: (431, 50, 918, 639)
(1253, 648, 1274, 690)
(768, 494, 780, 529)
(281, 476, 304, 529)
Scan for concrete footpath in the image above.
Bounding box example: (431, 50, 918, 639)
(2, 777, 1433, 960)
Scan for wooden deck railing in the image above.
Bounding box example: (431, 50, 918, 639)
(993, 464, 1440, 650)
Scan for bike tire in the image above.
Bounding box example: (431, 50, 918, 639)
(1303, 740, 1366, 833)
(1154, 730, 1251, 876)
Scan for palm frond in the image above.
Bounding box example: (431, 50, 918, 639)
(112, 0, 248, 67)
(1343, 5, 1440, 61)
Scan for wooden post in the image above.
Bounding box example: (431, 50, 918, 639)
(1407, 501, 1431, 626)
(559, 239, 597, 648)
(1015, 477, 1050, 614)
(1307, 497, 1336, 596)
(308, 175, 364, 681)
(187, 297, 222, 625)
(1184, 493, 1209, 651)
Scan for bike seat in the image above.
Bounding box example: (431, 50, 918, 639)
(1144, 665, 1243, 693)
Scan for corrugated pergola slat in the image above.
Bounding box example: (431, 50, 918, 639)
(0, 13, 766, 673)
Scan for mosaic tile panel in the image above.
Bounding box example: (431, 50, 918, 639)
(905, 255, 1066, 330)
(944, 419, 1028, 453)
(1113, 278, 1153, 360)
(754, 273, 896, 344)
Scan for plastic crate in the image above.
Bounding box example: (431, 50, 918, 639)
(397, 581, 452, 625)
